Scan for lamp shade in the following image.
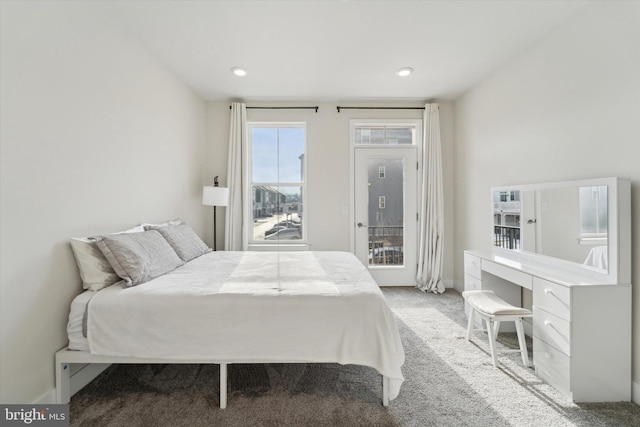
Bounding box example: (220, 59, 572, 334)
(202, 186, 229, 207)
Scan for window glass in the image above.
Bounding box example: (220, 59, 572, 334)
(249, 124, 305, 243)
(493, 190, 521, 250)
(251, 128, 278, 182)
(368, 158, 404, 265)
(579, 185, 608, 236)
(355, 125, 415, 145)
(379, 196, 386, 209)
(386, 127, 414, 145)
(355, 127, 385, 145)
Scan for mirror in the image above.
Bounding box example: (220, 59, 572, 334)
(491, 178, 627, 276)
(491, 177, 630, 284)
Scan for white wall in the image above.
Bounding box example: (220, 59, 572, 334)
(206, 100, 455, 285)
(0, 2, 206, 403)
(454, 1, 640, 397)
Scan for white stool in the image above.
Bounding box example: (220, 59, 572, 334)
(462, 290, 532, 368)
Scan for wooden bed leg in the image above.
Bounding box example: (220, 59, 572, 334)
(220, 363, 227, 409)
(55, 354, 71, 404)
(382, 375, 389, 407)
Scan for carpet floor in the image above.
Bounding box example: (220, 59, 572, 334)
(70, 288, 640, 426)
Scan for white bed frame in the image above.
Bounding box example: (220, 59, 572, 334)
(55, 348, 390, 408)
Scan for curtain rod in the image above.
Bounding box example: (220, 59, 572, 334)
(230, 106, 319, 113)
(336, 106, 426, 113)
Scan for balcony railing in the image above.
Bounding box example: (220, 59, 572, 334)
(494, 225, 520, 250)
(368, 226, 404, 265)
(368, 226, 404, 237)
(494, 201, 521, 212)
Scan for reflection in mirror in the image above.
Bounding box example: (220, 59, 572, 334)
(492, 185, 609, 273)
(579, 186, 608, 270)
(579, 186, 608, 240)
(493, 190, 521, 250)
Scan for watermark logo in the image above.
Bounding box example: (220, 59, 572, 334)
(1, 405, 68, 426)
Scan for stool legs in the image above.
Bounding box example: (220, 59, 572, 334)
(515, 318, 529, 367)
(493, 320, 501, 338)
(463, 291, 532, 368)
(466, 308, 475, 341)
(485, 319, 499, 368)
(465, 310, 530, 368)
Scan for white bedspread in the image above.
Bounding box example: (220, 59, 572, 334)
(583, 245, 608, 270)
(87, 251, 405, 399)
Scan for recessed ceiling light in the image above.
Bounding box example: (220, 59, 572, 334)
(396, 67, 414, 77)
(231, 67, 247, 77)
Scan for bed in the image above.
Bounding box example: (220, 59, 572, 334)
(583, 245, 608, 270)
(57, 250, 405, 408)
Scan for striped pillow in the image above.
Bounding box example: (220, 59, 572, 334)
(96, 230, 184, 287)
(149, 224, 211, 262)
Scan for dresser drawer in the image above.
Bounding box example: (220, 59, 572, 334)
(464, 273, 481, 291)
(464, 253, 481, 279)
(464, 274, 482, 325)
(533, 277, 571, 321)
(482, 260, 532, 290)
(533, 307, 571, 356)
(534, 338, 571, 397)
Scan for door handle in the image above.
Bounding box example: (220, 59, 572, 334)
(357, 222, 368, 228)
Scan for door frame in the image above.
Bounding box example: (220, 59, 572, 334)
(349, 119, 423, 286)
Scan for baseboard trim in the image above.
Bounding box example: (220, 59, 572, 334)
(35, 363, 111, 404)
(443, 278, 457, 289)
(34, 389, 56, 404)
(447, 278, 464, 292)
(633, 380, 639, 405)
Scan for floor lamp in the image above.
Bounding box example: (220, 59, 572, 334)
(202, 176, 229, 251)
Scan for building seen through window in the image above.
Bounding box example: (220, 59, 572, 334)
(368, 158, 404, 265)
(494, 190, 521, 249)
(248, 124, 305, 243)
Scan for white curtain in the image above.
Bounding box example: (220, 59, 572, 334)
(416, 103, 445, 293)
(225, 102, 247, 251)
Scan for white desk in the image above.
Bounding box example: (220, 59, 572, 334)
(464, 250, 631, 402)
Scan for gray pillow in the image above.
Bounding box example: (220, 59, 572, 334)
(96, 230, 184, 287)
(149, 224, 211, 262)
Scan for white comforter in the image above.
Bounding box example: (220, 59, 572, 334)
(87, 251, 405, 399)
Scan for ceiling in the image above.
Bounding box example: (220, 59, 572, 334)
(103, 1, 587, 102)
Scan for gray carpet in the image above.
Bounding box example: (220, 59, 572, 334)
(70, 288, 640, 426)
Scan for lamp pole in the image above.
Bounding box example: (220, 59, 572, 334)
(213, 176, 219, 251)
(202, 177, 228, 252)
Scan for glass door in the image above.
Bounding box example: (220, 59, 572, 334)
(354, 149, 417, 286)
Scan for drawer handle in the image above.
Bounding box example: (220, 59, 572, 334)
(544, 320, 552, 327)
(544, 288, 553, 295)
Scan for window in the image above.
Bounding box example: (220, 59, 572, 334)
(497, 191, 519, 203)
(354, 125, 416, 145)
(247, 123, 306, 244)
(351, 119, 421, 272)
(579, 185, 607, 239)
(493, 190, 521, 250)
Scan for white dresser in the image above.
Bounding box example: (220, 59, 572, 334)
(463, 249, 631, 402)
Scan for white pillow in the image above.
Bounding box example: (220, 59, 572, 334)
(141, 219, 184, 230)
(69, 225, 146, 291)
